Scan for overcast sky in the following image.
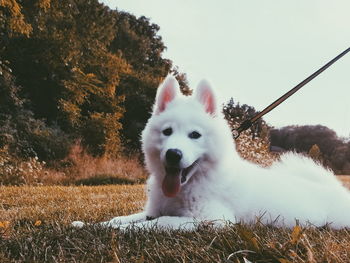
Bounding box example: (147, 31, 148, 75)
(101, 0, 350, 137)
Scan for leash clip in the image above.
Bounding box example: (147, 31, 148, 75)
(232, 129, 241, 139)
(233, 119, 253, 140)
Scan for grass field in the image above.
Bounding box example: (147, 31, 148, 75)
(1, 182, 350, 262)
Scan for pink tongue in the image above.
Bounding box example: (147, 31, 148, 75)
(162, 173, 181, 197)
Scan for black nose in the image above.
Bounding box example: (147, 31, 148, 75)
(166, 149, 182, 166)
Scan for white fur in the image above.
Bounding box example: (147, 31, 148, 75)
(73, 76, 350, 230)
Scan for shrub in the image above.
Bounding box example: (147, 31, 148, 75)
(223, 98, 278, 167)
(41, 141, 148, 185)
(235, 132, 279, 167)
(0, 146, 45, 185)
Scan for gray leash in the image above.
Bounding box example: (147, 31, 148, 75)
(233, 46, 350, 139)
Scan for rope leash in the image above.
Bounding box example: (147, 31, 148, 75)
(233, 46, 350, 139)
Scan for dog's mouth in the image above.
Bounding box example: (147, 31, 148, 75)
(162, 161, 198, 198)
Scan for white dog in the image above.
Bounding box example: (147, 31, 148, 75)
(74, 76, 350, 230)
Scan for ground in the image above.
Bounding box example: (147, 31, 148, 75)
(0, 181, 350, 262)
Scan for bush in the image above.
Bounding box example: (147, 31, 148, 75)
(0, 113, 72, 161)
(0, 147, 45, 185)
(223, 98, 278, 167)
(270, 125, 350, 174)
(39, 141, 148, 185)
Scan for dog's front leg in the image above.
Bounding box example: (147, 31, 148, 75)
(72, 212, 149, 228)
(100, 211, 148, 228)
(199, 200, 236, 226)
(119, 216, 198, 231)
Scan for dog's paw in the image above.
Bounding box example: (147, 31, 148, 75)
(72, 221, 85, 228)
(71, 219, 126, 229)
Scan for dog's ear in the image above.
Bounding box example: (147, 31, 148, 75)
(195, 80, 216, 115)
(155, 76, 179, 114)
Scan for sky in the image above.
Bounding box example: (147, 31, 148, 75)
(101, 0, 350, 137)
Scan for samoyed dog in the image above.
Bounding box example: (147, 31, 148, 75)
(74, 76, 350, 230)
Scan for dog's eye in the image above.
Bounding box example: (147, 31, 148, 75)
(189, 131, 201, 139)
(162, 128, 172, 136)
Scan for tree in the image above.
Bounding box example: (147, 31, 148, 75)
(223, 98, 277, 167)
(4, 0, 132, 156)
(0, 0, 33, 41)
(0, 55, 70, 160)
(0, 0, 71, 161)
(1, 0, 174, 157)
(271, 125, 350, 174)
(172, 66, 192, 96)
(109, 12, 172, 152)
(223, 98, 269, 139)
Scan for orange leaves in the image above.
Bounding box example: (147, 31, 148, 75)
(0, 221, 10, 229)
(0, 0, 32, 36)
(34, 220, 42, 226)
(0, 220, 42, 229)
(0, 0, 22, 16)
(290, 225, 302, 245)
(237, 225, 260, 252)
(0, 220, 11, 239)
(37, 0, 51, 11)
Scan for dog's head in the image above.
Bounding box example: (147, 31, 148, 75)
(142, 76, 232, 197)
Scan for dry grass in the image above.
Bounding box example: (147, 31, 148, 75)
(1, 184, 350, 262)
(339, 175, 350, 189)
(1, 142, 148, 186)
(40, 142, 148, 185)
(0, 185, 146, 225)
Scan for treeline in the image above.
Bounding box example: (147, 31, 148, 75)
(1, 0, 348, 178)
(223, 99, 350, 174)
(0, 0, 189, 162)
(270, 125, 350, 174)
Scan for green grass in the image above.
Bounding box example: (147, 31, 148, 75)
(1, 185, 350, 262)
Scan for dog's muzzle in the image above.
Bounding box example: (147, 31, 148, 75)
(162, 157, 198, 198)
